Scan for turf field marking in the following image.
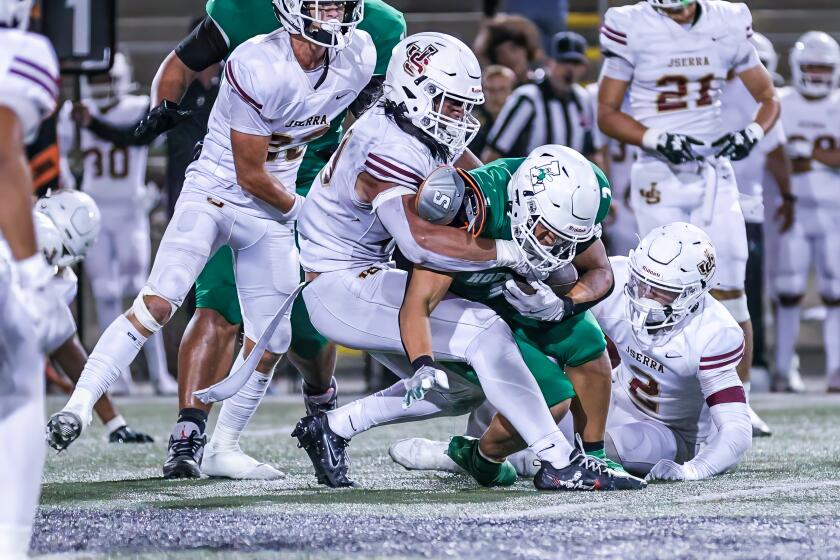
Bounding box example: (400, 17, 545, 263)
(676, 480, 840, 504)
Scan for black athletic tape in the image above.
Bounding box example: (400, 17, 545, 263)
(411, 355, 436, 372)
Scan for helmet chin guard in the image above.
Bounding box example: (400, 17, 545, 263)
(272, 0, 364, 50)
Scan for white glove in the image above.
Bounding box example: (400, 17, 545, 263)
(645, 459, 700, 482)
(494, 240, 547, 280)
(785, 138, 813, 160)
(403, 364, 449, 409)
(502, 278, 567, 322)
(15, 254, 66, 351)
(281, 193, 305, 223)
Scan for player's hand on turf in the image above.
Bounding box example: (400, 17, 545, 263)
(134, 100, 195, 143)
(645, 131, 705, 165)
(646, 459, 699, 482)
(712, 124, 764, 161)
(502, 279, 567, 322)
(784, 138, 813, 160)
(403, 365, 449, 409)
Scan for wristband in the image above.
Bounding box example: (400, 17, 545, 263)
(411, 355, 436, 372)
(642, 128, 664, 151)
(561, 295, 575, 318)
(745, 122, 765, 142)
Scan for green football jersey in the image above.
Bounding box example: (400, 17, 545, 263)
(450, 158, 612, 303)
(205, 0, 406, 193)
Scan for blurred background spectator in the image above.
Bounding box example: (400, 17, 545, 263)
(473, 14, 544, 84)
(483, 0, 568, 54)
(468, 65, 516, 156)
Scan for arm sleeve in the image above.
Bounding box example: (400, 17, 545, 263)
(731, 4, 761, 73)
(224, 57, 273, 137)
(685, 399, 752, 479)
(174, 16, 230, 72)
(485, 90, 535, 156)
(600, 8, 634, 67)
(88, 114, 149, 146)
(376, 195, 505, 272)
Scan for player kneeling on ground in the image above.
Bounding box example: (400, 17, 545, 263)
(37, 192, 153, 449)
(397, 223, 752, 481)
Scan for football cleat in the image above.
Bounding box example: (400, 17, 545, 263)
(202, 444, 285, 480)
(46, 411, 83, 452)
(446, 436, 517, 487)
(108, 425, 154, 444)
(389, 438, 462, 473)
(303, 377, 338, 416)
(291, 413, 355, 488)
(749, 405, 772, 438)
(533, 445, 647, 491)
(162, 429, 207, 479)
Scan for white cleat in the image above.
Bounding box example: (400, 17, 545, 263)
(388, 438, 463, 473)
(787, 369, 806, 393)
(201, 445, 285, 480)
(152, 373, 179, 396)
(748, 405, 771, 438)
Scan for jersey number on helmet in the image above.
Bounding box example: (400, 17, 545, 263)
(83, 146, 129, 179)
(628, 365, 660, 413)
(656, 74, 715, 113)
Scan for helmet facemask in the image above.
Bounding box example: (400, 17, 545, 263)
(274, 0, 363, 50)
(624, 266, 705, 346)
(416, 83, 481, 154)
(512, 216, 580, 275)
(794, 63, 838, 97)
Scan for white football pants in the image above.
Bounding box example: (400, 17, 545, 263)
(631, 157, 748, 291)
(772, 204, 840, 299)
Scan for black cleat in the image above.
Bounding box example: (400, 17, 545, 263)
(291, 413, 355, 488)
(162, 429, 206, 479)
(109, 425, 154, 444)
(303, 377, 338, 416)
(46, 411, 83, 452)
(534, 447, 647, 491)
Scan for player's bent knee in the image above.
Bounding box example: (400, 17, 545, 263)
(777, 293, 804, 307)
(132, 287, 177, 333)
(718, 293, 750, 323)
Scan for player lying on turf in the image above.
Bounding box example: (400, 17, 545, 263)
(388, 145, 644, 488)
(292, 49, 645, 489)
(37, 192, 153, 448)
(393, 223, 753, 482)
(46, 0, 376, 469)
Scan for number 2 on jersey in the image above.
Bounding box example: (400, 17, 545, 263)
(656, 74, 714, 112)
(628, 365, 660, 413)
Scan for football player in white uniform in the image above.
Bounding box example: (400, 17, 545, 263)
(57, 53, 178, 396)
(293, 33, 637, 491)
(395, 223, 753, 481)
(597, 0, 780, 435)
(46, 0, 376, 477)
(720, 32, 794, 395)
(0, 0, 61, 554)
(775, 32, 840, 393)
(37, 192, 154, 449)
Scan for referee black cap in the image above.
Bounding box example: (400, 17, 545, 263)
(550, 31, 588, 63)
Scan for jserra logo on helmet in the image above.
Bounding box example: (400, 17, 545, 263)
(403, 43, 439, 77)
(697, 248, 716, 278)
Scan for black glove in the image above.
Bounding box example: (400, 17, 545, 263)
(712, 123, 764, 161)
(134, 100, 195, 143)
(643, 129, 704, 165)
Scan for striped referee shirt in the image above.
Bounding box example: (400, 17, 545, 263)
(485, 80, 598, 157)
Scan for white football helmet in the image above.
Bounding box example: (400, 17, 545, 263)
(35, 190, 101, 267)
(0, 0, 32, 29)
(33, 211, 62, 270)
(790, 31, 840, 98)
(751, 33, 778, 75)
(272, 0, 363, 50)
(385, 32, 484, 153)
(625, 222, 716, 346)
(646, 0, 695, 10)
(81, 52, 135, 107)
(508, 145, 602, 274)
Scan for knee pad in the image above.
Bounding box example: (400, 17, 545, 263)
(131, 286, 177, 334)
(719, 294, 750, 323)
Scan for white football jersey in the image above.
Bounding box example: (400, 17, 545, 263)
(778, 87, 840, 210)
(0, 28, 59, 143)
(298, 104, 448, 272)
(57, 95, 150, 204)
(592, 257, 744, 442)
(186, 28, 376, 221)
(600, 1, 760, 157)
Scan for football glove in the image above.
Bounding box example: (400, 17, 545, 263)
(495, 240, 548, 281)
(645, 459, 700, 481)
(502, 279, 571, 322)
(403, 365, 449, 409)
(712, 123, 764, 161)
(134, 100, 195, 143)
(643, 129, 705, 165)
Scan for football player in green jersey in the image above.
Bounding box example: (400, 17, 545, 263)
(391, 145, 629, 487)
(137, 0, 406, 479)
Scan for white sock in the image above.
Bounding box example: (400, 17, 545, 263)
(774, 304, 801, 378)
(104, 415, 127, 435)
(824, 305, 840, 376)
(143, 331, 171, 383)
(326, 381, 444, 440)
(69, 315, 147, 425)
(530, 430, 573, 469)
(210, 350, 270, 452)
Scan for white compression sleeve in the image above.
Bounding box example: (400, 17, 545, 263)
(685, 402, 752, 479)
(209, 349, 271, 452)
(375, 196, 505, 272)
